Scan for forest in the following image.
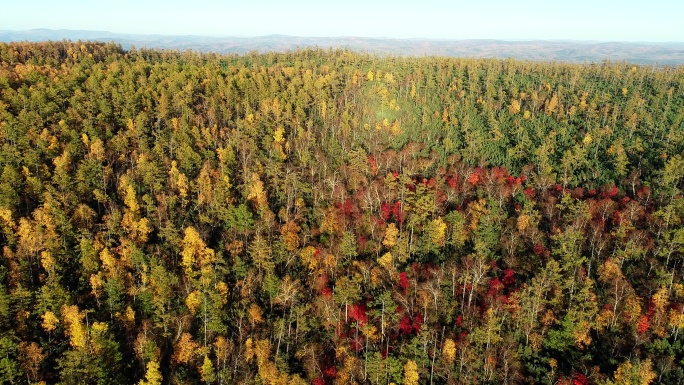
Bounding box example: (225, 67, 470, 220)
(0, 41, 683, 384)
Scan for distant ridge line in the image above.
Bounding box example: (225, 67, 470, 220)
(1, 29, 684, 65)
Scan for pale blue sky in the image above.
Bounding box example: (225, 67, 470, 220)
(2, 0, 682, 42)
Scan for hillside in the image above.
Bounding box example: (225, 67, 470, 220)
(0, 41, 683, 384)
(2, 29, 684, 64)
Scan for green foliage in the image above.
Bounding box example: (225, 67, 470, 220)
(0, 335, 20, 383)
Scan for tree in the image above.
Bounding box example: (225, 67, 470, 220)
(18, 341, 45, 384)
(404, 359, 419, 385)
(607, 359, 656, 385)
(181, 226, 216, 277)
(138, 360, 162, 385)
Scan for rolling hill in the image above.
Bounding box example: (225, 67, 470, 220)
(2, 28, 684, 64)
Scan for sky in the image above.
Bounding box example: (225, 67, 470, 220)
(2, 0, 683, 42)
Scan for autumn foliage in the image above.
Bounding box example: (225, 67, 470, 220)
(0, 41, 682, 384)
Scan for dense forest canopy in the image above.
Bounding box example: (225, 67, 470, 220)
(0, 41, 683, 384)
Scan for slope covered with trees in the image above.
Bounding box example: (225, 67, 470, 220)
(0, 41, 683, 384)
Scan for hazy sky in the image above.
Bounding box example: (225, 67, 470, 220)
(3, 0, 683, 42)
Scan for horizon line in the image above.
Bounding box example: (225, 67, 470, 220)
(2, 28, 684, 45)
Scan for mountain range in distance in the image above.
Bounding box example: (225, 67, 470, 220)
(2, 29, 684, 65)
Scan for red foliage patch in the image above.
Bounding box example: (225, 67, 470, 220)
(612, 210, 622, 225)
(412, 314, 423, 333)
(312, 377, 325, 385)
(392, 201, 404, 224)
(380, 202, 393, 221)
(349, 303, 367, 327)
(337, 198, 355, 218)
(572, 373, 589, 385)
(637, 315, 650, 334)
(468, 173, 481, 186)
(524, 187, 535, 199)
(398, 271, 409, 295)
(323, 366, 337, 378)
(468, 167, 485, 186)
(321, 287, 333, 299)
(602, 184, 618, 198)
(502, 269, 516, 287)
(368, 156, 378, 176)
(533, 243, 545, 256)
(487, 277, 503, 297)
(399, 315, 413, 334)
(380, 201, 404, 224)
(636, 186, 651, 199)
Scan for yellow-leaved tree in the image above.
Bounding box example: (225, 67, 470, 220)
(430, 217, 447, 246)
(280, 220, 301, 252)
(61, 304, 87, 350)
(509, 99, 521, 115)
(246, 172, 268, 211)
(173, 332, 199, 365)
(382, 223, 399, 248)
(138, 360, 162, 385)
(545, 92, 559, 115)
(199, 355, 216, 383)
(41, 311, 59, 334)
(117, 175, 152, 244)
(181, 226, 216, 277)
(404, 359, 419, 385)
(169, 160, 189, 200)
(442, 338, 456, 364)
